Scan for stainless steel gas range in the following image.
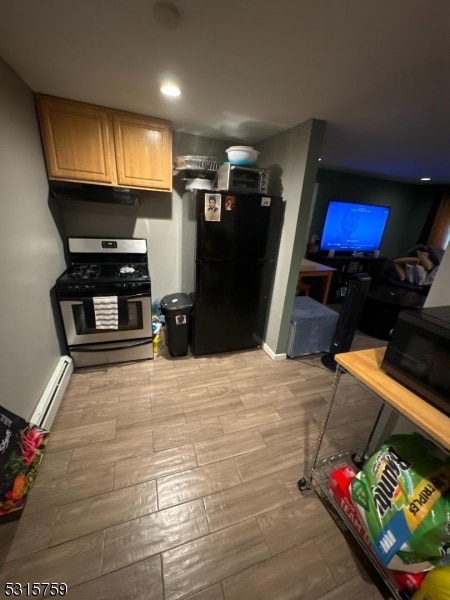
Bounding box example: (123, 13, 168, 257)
(56, 237, 153, 367)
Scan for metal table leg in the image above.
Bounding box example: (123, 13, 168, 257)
(352, 402, 386, 468)
(298, 365, 343, 491)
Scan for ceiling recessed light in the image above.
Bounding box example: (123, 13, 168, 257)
(420, 177, 431, 181)
(160, 83, 181, 97)
(318, 157, 322, 161)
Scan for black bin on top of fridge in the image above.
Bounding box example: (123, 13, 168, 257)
(190, 190, 284, 356)
(161, 293, 193, 357)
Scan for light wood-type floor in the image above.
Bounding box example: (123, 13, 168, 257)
(1, 334, 390, 600)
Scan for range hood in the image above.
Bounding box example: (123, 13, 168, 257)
(49, 182, 141, 206)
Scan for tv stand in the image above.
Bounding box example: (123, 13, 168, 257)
(306, 253, 387, 303)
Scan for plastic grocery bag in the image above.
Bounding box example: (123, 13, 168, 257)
(0, 405, 49, 520)
(350, 433, 450, 572)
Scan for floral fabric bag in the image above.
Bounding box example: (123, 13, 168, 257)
(0, 405, 49, 520)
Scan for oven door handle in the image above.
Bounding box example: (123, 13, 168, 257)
(73, 339, 153, 352)
(60, 293, 151, 303)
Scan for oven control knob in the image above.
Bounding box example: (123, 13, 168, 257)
(131, 283, 137, 288)
(122, 283, 129, 289)
(74, 285, 80, 290)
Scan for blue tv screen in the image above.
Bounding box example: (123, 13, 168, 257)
(319, 200, 390, 253)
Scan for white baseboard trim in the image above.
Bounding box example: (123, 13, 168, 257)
(31, 356, 73, 430)
(262, 343, 287, 361)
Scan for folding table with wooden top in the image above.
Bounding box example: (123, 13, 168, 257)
(298, 259, 336, 304)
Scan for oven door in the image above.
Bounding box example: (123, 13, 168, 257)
(59, 293, 152, 346)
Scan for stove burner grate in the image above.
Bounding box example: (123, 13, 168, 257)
(117, 264, 143, 278)
(68, 264, 101, 279)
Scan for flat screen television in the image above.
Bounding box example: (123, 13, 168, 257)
(319, 200, 390, 253)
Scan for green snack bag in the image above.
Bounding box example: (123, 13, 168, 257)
(350, 433, 450, 572)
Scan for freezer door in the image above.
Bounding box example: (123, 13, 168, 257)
(191, 261, 273, 356)
(197, 192, 279, 262)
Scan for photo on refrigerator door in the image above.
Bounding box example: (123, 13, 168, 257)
(224, 195, 236, 211)
(205, 193, 221, 221)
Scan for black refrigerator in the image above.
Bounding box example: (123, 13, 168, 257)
(190, 190, 284, 356)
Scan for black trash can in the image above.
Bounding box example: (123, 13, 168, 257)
(160, 293, 194, 357)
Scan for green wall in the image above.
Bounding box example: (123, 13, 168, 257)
(256, 119, 326, 356)
(0, 58, 66, 419)
(309, 169, 441, 259)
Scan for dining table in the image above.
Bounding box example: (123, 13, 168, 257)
(299, 258, 336, 304)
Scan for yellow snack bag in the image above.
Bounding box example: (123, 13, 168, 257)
(412, 567, 450, 600)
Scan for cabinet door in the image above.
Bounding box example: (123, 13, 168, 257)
(36, 95, 117, 184)
(113, 113, 172, 191)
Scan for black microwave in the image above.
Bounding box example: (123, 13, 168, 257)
(382, 306, 450, 415)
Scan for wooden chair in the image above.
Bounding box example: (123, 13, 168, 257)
(296, 280, 311, 296)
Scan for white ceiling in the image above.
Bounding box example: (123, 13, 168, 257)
(1, 0, 449, 184)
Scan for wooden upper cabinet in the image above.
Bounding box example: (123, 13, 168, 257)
(36, 94, 173, 191)
(36, 95, 116, 184)
(113, 113, 172, 190)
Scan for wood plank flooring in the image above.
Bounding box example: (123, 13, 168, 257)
(0, 333, 389, 600)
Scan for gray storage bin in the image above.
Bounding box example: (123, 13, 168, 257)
(288, 296, 339, 357)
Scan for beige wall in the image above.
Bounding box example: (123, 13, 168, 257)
(0, 58, 65, 420)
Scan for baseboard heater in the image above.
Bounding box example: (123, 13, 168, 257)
(30, 356, 74, 430)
